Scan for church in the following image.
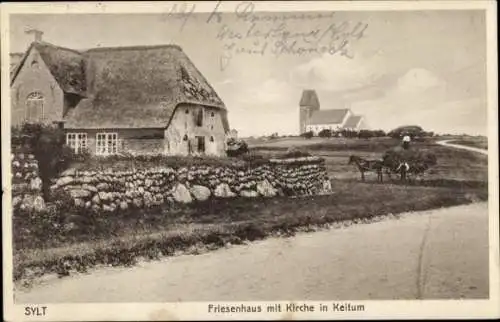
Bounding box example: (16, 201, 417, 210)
(299, 89, 368, 135)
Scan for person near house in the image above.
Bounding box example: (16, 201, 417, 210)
(402, 134, 411, 150)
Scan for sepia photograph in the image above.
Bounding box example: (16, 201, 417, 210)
(2, 1, 498, 320)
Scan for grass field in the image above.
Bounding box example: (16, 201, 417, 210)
(249, 136, 488, 182)
(14, 135, 489, 285)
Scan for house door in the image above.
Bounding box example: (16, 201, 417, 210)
(196, 136, 205, 154)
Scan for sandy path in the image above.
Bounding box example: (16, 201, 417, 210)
(15, 202, 489, 303)
(436, 140, 488, 155)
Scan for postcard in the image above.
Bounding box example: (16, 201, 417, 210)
(2, 1, 498, 320)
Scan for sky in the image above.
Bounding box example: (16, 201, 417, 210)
(9, 7, 488, 136)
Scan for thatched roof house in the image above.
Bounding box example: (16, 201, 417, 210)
(11, 40, 229, 156)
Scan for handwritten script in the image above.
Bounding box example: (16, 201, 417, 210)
(161, 1, 369, 71)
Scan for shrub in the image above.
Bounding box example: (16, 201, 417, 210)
(358, 130, 373, 139)
(388, 125, 425, 139)
(372, 130, 387, 137)
(226, 138, 249, 157)
(239, 152, 270, 166)
(70, 148, 92, 162)
(382, 147, 438, 172)
(282, 147, 311, 159)
(12, 123, 76, 200)
(300, 131, 314, 139)
(318, 129, 332, 138)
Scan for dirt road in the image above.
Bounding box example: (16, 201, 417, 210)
(436, 140, 488, 155)
(15, 202, 489, 303)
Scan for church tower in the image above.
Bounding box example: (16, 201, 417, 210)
(299, 89, 320, 134)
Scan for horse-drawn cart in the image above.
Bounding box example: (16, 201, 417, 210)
(349, 146, 437, 183)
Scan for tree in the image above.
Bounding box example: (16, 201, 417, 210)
(226, 138, 249, 157)
(358, 130, 373, 139)
(318, 129, 332, 138)
(300, 131, 313, 139)
(388, 125, 424, 139)
(13, 123, 74, 200)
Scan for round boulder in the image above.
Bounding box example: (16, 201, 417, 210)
(256, 180, 277, 197)
(30, 177, 42, 192)
(56, 176, 74, 187)
(190, 185, 211, 201)
(12, 195, 23, 208)
(322, 180, 332, 193)
(33, 195, 46, 212)
(214, 183, 236, 198)
(172, 184, 193, 204)
(70, 189, 91, 199)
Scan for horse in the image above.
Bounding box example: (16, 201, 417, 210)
(348, 155, 384, 182)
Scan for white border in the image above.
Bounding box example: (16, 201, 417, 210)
(2, 1, 498, 321)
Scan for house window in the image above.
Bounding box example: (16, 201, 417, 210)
(196, 108, 203, 127)
(25, 92, 44, 121)
(210, 136, 214, 142)
(96, 132, 118, 155)
(66, 133, 88, 154)
(196, 136, 205, 153)
(211, 112, 215, 117)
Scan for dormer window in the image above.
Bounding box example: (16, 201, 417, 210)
(31, 60, 39, 68)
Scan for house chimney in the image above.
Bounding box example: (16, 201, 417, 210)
(25, 28, 43, 42)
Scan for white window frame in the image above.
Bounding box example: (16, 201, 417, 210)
(25, 92, 44, 121)
(96, 132, 118, 155)
(66, 133, 88, 154)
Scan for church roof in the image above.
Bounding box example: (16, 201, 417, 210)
(343, 115, 363, 128)
(308, 109, 349, 125)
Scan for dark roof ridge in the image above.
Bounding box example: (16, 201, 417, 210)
(84, 44, 183, 53)
(33, 41, 85, 55)
(314, 108, 350, 112)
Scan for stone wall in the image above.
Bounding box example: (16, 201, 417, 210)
(11, 152, 45, 211)
(48, 157, 332, 213)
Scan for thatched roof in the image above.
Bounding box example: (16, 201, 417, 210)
(11, 42, 87, 95)
(12, 42, 228, 131)
(65, 44, 226, 129)
(308, 109, 349, 125)
(343, 115, 362, 128)
(299, 89, 320, 108)
(10, 52, 23, 75)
